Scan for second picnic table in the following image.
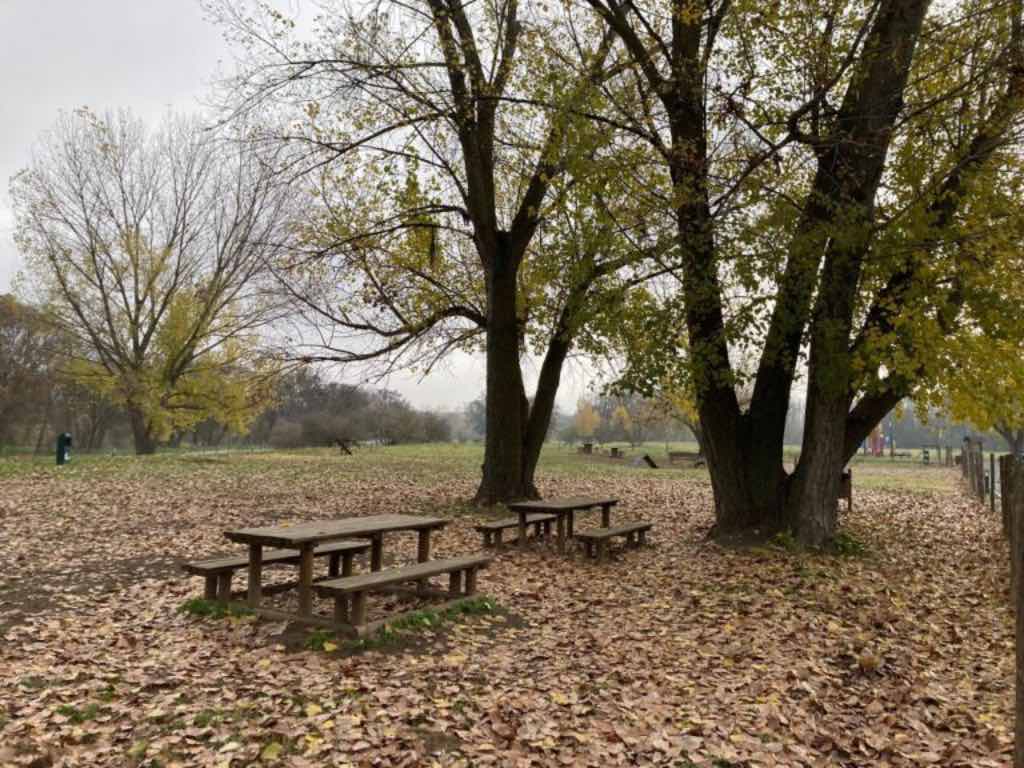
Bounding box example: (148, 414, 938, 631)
(506, 496, 619, 553)
(224, 514, 448, 620)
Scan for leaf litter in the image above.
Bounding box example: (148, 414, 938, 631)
(0, 450, 1014, 766)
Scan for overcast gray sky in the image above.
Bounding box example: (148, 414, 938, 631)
(0, 0, 595, 412)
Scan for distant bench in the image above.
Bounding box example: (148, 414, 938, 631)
(183, 539, 371, 601)
(667, 451, 705, 467)
(315, 554, 491, 636)
(475, 513, 555, 548)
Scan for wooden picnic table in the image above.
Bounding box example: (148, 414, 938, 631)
(224, 514, 448, 619)
(506, 497, 619, 553)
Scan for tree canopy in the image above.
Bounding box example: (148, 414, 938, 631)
(11, 109, 289, 453)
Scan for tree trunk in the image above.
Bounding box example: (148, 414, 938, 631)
(475, 242, 534, 505)
(130, 410, 158, 455)
(520, 322, 573, 493)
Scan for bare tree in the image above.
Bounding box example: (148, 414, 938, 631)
(11, 109, 292, 453)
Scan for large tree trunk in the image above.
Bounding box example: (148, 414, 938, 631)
(130, 409, 158, 455)
(475, 243, 534, 504)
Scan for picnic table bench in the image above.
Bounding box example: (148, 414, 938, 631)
(576, 522, 651, 562)
(223, 514, 449, 620)
(507, 497, 619, 553)
(475, 513, 555, 548)
(316, 554, 491, 636)
(183, 539, 370, 601)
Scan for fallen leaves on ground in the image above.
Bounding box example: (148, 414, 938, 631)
(0, 448, 1014, 766)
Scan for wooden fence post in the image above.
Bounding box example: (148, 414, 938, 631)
(976, 441, 986, 502)
(1010, 456, 1024, 767)
(992, 452, 998, 514)
(1004, 456, 1014, 536)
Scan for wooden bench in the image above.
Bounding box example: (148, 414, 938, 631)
(667, 451, 705, 467)
(575, 522, 652, 562)
(315, 554, 491, 633)
(475, 513, 556, 547)
(183, 539, 371, 601)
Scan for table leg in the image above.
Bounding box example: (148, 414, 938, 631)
(568, 510, 575, 538)
(298, 543, 315, 617)
(556, 513, 566, 554)
(371, 534, 383, 571)
(247, 543, 263, 608)
(518, 511, 528, 550)
(602, 504, 611, 528)
(417, 528, 431, 594)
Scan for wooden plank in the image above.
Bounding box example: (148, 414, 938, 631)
(508, 497, 619, 513)
(475, 513, 557, 532)
(316, 556, 491, 595)
(575, 522, 653, 541)
(183, 539, 370, 574)
(225, 515, 449, 548)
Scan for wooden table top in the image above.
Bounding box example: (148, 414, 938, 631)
(507, 497, 619, 512)
(224, 514, 449, 548)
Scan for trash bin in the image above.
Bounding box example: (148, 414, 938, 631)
(56, 433, 72, 466)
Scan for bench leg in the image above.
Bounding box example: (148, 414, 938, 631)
(597, 540, 608, 563)
(518, 512, 528, 550)
(626, 532, 635, 547)
(465, 568, 478, 596)
(602, 504, 611, 528)
(449, 571, 463, 596)
(482, 531, 492, 548)
(495, 530, 503, 548)
(638, 529, 647, 545)
(298, 543, 316, 617)
(543, 520, 551, 539)
(557, 514, 566, 554)
(216, 572, 233, 601)
(351, 591, 368, 625)
(532, 521, 542, 538)
(329, 553, 341, 578)
(247, 544, 263, 608)
(333, 595, 349, 624)
(342, 552, 354, 577)
(203, 575, 218, 601)
(568, 511, 575, 538)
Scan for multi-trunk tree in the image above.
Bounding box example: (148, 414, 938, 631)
(12, 110, 287, 454)
(584, 0, 1024, 543)
(208, 0, 672, 502)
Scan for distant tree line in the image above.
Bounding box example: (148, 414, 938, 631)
(250, 369, 451, 448)
(0, 294, 450, 453)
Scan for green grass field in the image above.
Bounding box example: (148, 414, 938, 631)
(0, 441, 961, 495)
